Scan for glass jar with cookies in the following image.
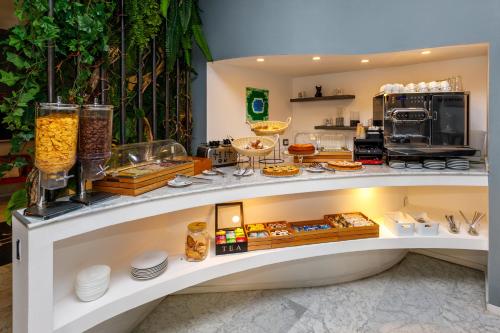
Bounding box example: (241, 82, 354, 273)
(185, 222, 209, 261)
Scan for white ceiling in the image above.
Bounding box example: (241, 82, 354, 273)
(218, 44, 488, 77)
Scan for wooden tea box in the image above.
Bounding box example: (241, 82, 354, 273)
(245, 223, 272, 251)
(287, 219, 339, 246)
(266, 221, 296, 249)
(324, 212, 379, 241)
(215, 203, 248, 255)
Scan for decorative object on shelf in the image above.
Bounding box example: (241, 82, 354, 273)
(315, 85, 323, 97)
(335, 107, 345, 127)
(71, 99, 118, 205)
(246, 87, 269, 121)
(445, 215, 460, 234)
(93, 140, 193, 196)
(333, 88, 344, 95)
(130, 250, 168, 280)
(290, 95, 355, 102)
(24, 97, 83, 220)
(75, 265, 111, 302)
(186, 222, 209, 261)
(215, 202, 248, 255)
(459, 210, 485, 236)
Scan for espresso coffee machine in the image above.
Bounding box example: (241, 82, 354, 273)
(373, 92, 476, 158)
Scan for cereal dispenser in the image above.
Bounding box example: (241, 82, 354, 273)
(70, 99, 117, 205)
(24, 97, 83, 219)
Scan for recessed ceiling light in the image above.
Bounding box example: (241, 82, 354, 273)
(361, 59, 369, 63)
(312, 56, 321, 61)
(256, 58, 265, 62)
(421, 50, 431, 55)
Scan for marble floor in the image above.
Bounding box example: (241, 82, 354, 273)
(134, 253, 500, 333)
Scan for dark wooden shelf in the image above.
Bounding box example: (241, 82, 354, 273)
(290, 95, 355, 102)
(314, 126, 357, 131)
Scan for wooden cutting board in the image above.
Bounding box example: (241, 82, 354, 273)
(93, 161, 194, 196)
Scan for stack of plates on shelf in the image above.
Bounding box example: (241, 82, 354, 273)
(423, 159, 446, 169)
(131, 250, 168, 280)
(406, 161, 423, 169)
(75, 265, 111, 302)
(446, 158, 470, 170)
(389, 160, 406, 169)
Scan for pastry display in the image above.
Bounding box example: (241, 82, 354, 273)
(288, 143, 315, 155)
(245, 139, 265, 150)
(262, 165, 300, 177)
(327, 160, 362, 171)
(186, 222, 209, 261)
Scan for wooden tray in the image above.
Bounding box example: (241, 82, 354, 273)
(324, 212, 379, 240)
(245, 224, 272, 251)
(288, 219, 338, 242)
(93, 161, 194, 196)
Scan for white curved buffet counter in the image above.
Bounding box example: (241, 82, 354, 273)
(12, 164, 489, 333)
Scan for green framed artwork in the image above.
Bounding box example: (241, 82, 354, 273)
(246, 87, 269, 121)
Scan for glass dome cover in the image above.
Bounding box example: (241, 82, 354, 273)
(106, 140, 188, 178)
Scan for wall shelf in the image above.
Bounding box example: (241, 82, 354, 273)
(290, 95, 355, 102)
(314, 126, 357, 131)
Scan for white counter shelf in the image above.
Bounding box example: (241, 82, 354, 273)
(53, 211, 488, 332)
(11, 164, 488, 333)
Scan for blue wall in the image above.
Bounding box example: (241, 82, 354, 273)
(193, 0, 500, 306)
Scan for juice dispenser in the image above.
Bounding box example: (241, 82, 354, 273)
(71, 99, 117, 205)
(24, 97, 83, 219)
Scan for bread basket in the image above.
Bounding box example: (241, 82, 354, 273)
(248, 117, 291, 136)
(231, 135, 278, 157)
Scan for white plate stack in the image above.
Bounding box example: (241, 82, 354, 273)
(406, 161, 423, 169)
(423, 159, 446, 170)
(446, 158, 470, 170)
(389, 160, 406, 169)
(75, 265, 111, 302)
(131, 250, 168, 280)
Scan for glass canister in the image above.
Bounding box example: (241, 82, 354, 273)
(78, 100, 114, 180)
(35, 97, 79, 189)
(185, 222, 209, 261)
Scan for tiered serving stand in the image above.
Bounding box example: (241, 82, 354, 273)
(247, 117, 291, 165)
(231, 135, 279, 174)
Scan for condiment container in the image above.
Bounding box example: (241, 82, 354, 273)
(384, 211, 415, 236)
(78, 100, 114, 180)
(35, 97, 79, 189)
(186, 222, 209, 261)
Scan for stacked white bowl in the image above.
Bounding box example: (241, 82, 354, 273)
(75, 265, 111, 302)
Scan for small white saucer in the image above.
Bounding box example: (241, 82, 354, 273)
(233, 169, 254, 177)
(168, 179, 192, 187)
